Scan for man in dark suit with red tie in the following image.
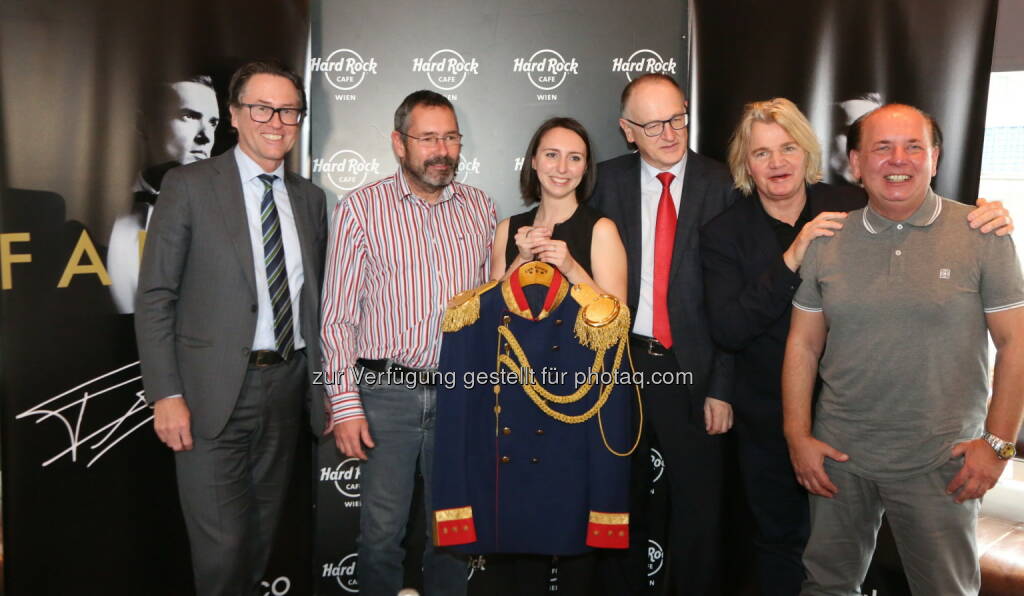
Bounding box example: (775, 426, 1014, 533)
(590, 73, 735, 595)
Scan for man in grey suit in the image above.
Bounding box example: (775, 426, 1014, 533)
(135, 60, 328, 596)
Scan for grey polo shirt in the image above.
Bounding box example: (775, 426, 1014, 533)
(793, 189, 1024, 480)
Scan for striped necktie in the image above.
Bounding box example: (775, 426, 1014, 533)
(258, 174, 295, 359)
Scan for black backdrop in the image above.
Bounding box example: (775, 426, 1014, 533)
(691, 0, 998, 202)
(1, 1, 311, 594)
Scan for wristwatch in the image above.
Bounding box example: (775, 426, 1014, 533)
(982, 431, 1018, 460)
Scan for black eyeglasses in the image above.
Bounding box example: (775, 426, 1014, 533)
(397, 130, 463, 147)
(238, 103, 305, 126)
(623, 113, 688, 137)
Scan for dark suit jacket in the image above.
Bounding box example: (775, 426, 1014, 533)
(699, 182, 865, 411)
(590, 151, 736, 411)
(135, 149, 328, 437)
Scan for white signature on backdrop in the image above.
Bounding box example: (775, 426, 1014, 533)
(16, 361, 151, 468)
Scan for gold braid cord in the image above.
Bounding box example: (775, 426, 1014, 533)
(493, 293, 642, 455)
(497, 326, 626, 424)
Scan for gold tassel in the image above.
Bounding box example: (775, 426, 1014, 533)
(442, 295, 480, 332)
(441, 280, 498, 333)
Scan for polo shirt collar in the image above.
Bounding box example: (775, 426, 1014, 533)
(862, 188, 941, 234)
(395, 166, 463, 204)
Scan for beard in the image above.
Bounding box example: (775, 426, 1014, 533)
(402, 154, 457, 193)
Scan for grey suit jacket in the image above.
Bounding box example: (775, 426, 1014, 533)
(135, 149, 329, 438)
(590, 150, 736, 416)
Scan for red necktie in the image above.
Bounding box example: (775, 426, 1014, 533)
(653, 172, 676, 348)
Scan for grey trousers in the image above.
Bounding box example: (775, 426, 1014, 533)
(175, 353, 306, 596)
(801, 458, 980, 596)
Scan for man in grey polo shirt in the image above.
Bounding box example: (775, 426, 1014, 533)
(782, 103, 1024, 595)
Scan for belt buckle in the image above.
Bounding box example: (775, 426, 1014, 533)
(251, 350, 280, 367)
(646, 338, 664, 357)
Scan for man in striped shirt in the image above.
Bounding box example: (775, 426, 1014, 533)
(320, 90, 496, 596)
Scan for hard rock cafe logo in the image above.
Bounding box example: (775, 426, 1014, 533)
(650, 447, 665, 485)
(648, 539, 665, 579)
(457, 154, 481, 184)
(319, 457, 362, 498)
(310, 49, 379, 91)
(313, 150, 382, 192)
(611, 49, 678, 81)
(259, 576, 291, 596)
(412, 48, 480, 91)
(512, 49, 580, 90)
(468, 555, 487, 581)
(322, 553, 359, 593)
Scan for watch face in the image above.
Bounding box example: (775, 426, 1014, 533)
(999, 444, 1017, 459)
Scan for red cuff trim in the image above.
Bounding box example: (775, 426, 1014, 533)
(586, 511, 629, 549)
(434, 507, 477, 547)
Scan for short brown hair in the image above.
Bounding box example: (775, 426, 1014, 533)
(519, 117, 596, 204)
(228, 60, 306, 111)
(394, 90, 457, 134)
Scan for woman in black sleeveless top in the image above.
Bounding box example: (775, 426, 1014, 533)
(483, 118, 628, 595)
(490, 117, 626, 302)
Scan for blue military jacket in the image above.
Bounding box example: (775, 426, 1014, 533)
(432, 262, 634, 555)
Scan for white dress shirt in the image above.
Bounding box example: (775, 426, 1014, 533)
(634, 153, 687, 337)
(234, 146, 305, 351)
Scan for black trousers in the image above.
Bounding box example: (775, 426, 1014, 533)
(175, 352, 306, 596)
(628, 347, 725, 596)
(733, 396, 809, 596)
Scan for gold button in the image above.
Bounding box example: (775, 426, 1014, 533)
(530, 457, 540, 464)
(554, 319, 563, 326)
(502, 427, 512, 435)
(535, 429, 545, 436)
(551, 345, 560, 351)
(500, 456, 511, 463)
(502, 315, 511, 324)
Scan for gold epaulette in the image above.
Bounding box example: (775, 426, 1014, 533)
(571, 284, 631, 351)
(442, 281, 499, 332)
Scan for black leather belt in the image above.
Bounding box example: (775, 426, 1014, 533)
(357, 358, 437, 386)
(629, 334, 671, 356)
(249, 348, 304, 367)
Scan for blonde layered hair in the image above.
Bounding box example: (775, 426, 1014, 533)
(728, 98, 822, 195)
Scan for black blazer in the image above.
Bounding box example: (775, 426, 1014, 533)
(699, 182, 865, 406)
(591, 151, 737, 409)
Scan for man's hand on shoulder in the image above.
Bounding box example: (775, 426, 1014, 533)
(153, 397, 193, 451)
(947, 438, 1007, 503)
(968, 198, 1014, 236)
(704, 397, 733, 435)
(786, 434, 849, 498)
(333, 417, 375, 460)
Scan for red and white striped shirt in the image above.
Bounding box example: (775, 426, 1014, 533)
(321, 168, 496, 422)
